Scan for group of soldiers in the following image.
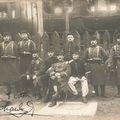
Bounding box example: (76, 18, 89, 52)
(1, 31, 120, 107)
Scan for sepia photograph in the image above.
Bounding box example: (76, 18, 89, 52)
(0, 0, 120, 120)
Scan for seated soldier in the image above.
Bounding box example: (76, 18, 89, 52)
(47, 52, 71, 107)
(34, 50, 58, 102)
(68, 52, 89, 103)
(42, 50, 58, 101)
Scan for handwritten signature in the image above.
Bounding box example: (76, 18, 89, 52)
(0, 100, 35, 118)
(0, 92, 35, 118)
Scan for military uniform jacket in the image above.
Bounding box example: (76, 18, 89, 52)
(48, 61, 71, 83)
(109, 44, 120, 85)
(18, 39, 36, 74)
(0, 41, 18, 58)
(18, 39, 36, 55)
(31, 58, 45, 75)
(84, 45, 108, 62)
(0, 41, 19, 84)
(109, 44, 120, 64)
(70, 59, 86, 78)
(65, 41, 79, 60)
(44, 56, 58, 72)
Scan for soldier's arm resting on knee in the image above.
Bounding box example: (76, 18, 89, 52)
(64, 64, 71, 78)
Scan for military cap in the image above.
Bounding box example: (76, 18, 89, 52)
(48, 47, 55, 53)
(20, 30, 31, 39)
(72, 51, 80, 55)
(32, 49, 38, 53)
(90, 35, 98, 41)
(67, 33, 73, 36)
(56, 50, 65, 56)
(3, 32, 11, 37)
(20, 30, 28, 34)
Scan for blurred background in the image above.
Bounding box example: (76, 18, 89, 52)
(0, 0, 120, 58)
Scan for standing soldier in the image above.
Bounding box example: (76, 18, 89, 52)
(84, 36, 108, 97)
(30, 51, 45, 99)
(65, 34, 79, 60)
(0, 33, 3, 43)
(17, 30, 36, 93)
(0, 32, 19, 99)
(108, 35, 120, 97)
(47, 52, 71, 107)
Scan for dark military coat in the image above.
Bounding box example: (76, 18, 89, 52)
(18, 39, 36, 74)
(84, 45, 108, 85)
(0, 41, 19, 84)
(109, 44, 120, 85)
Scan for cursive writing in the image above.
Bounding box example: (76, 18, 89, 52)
(0, 101, 35, 118)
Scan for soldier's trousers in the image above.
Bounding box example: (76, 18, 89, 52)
(94, 85, 105, 96)
(68, 76, 89, 97)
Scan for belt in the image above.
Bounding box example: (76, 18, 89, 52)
(87, 59, 103, 64)
(1, 56, 16, 59)
(19, 52, 32, 55)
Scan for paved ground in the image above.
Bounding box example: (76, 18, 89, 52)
(0, 86, 120, 120)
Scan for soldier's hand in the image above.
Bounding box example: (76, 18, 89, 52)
(107, 64, 112, 68)
(56, 76, 61, 79)
(60, 72, 67, 77)
(55, 73, 61, 77)
(26, 75, 30, 80)
(50, 76, 56, 80)
(32, 75, 37, 80)
(50, 71, 55, 76)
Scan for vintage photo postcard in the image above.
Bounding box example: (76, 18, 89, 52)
(0, 0, 119, 120)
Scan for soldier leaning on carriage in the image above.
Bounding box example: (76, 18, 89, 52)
(1, 31, 120, 107)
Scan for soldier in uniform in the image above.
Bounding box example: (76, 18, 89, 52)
(68, 52, 89, 103)
(0, 33, 3, 43)
(108, 35, 120, 97)
(30, 51, 45, 99)
(84, 36, 108, 97)
(17, 30, 36, 93)
(44, 50, 58, 72)
(0, 32, 19, 99)
(65, 34, 79, 60)
(47, 52, 71, 107)
(39, 50, 58, 101)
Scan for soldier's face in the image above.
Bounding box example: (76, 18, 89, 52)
(67, 35, 74, 42)
(21, 33, 28, 40)
(91, 40, 97, 46)
(32, 53, 39, 59)
(48, 52, 54, 57)
(3, 35, 11, 42)
(57, 55, 64, 61)
(72, 54, 79, 60)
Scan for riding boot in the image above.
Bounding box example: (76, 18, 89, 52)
(48, 93, 58, 107)
(100, 85, 106, 97)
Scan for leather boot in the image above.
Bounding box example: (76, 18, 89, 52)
(48, 93, 58, 107)
(94, 85, 99, 96)
(82, 97, 88, 103)
(48, 100, 57, 107)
